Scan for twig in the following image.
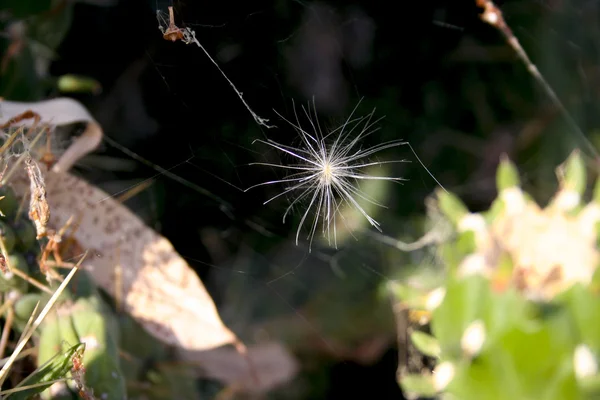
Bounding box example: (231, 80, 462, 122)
(476, 0, 599, 161)
(9, 267, 53, 295)
(0, 306, 14, 358)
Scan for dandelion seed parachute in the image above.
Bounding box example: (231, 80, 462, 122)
(247, 99, 410, 251)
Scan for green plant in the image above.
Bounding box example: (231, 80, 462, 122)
(394, 150, 600, 400)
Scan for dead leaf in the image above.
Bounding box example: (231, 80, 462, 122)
(180, 342, 298, 393)
(1, 99, 238, 350)
(9, 168, 239, 350)
(1, 97, 299, 392)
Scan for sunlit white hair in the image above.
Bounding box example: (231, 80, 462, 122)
(247, 99, 412, 251)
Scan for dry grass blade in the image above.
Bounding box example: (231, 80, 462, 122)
(0, 306, 14, 358)
(0, 98, 239, 351)
(0, 97, 298, 391)
(0, 378, 68, 397)
(476, 0, 599, 161)
(6, 267, 53, 294)
(9, 169, 239, 351)
(0, 257, 83, 386)
(0, 347, 37, 368)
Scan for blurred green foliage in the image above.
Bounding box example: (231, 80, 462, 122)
(396, 153, 600, 400)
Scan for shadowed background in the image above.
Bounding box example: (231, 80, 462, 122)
(2, 0, 599, 398)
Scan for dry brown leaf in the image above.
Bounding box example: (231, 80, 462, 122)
(9, 168, 239, 350)
(1, 98, 299, 392)
(0, 99, 239, 350)
(180, 342, 298, 393)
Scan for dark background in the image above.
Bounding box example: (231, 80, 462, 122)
(3, 0, 600, 398)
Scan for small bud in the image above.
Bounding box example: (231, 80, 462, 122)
(577, 204, 600, 239)
(553, 190, 580, 212)
(574, 344, 597, 380)
(458, 213, 486, 234)
(425, 287, 446, 311)
(6, 289, 21, 302)
(458, 213, 488, 249)
(496, 155, 520, 191)
(80, 335, 99, 350)
(57, 74, 102, 95)
(461, 320, 486, 357)
(500, 187, 526, 214)
(458, 253, 488, 277)
(437, 190, 469, 225)
(433, 361, 455, 391)
(560, 150, 586, 195)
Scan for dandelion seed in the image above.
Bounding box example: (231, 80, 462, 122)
(247, 99, 411, 251)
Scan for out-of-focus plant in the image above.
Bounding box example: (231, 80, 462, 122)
(393, 150, 600, 399)
(0, 0, 101, 101)
(0, 109, 207, 399)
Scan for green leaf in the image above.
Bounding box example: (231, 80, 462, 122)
(431, 275, 490, 358)
(411, 331, 441, 358)
(399, 373, 438, 398)
(37, 312, 78, 374)
(496, 324, 579, 400)
(13, 293, 42, 322)
(13, 219, 38, 252)
(485, 198, 505, 224)
(2, 254, 31, 293)
(437, 190, 468, 225)
(0, 220, 17, 254)
(387, 281, 428, 309)
(438, 241, 465, 275)
(449, 323, 580, 400)
(496, 155, 520, 191)
(5, 343, 84, 400)
(455, 230, 477, 256)
(449, 355, 507, 400)
(560, 150, 586, 195)
(482, 287, 529, 343)
(593, 178, 600, 205)
(0, 187, 19, 219)
(591, 268, 600, 294)
(37, 296, 126, 399)
(69, 299, 126, 400)
(57, 75, 101, 95)
(579, 375, 600, 398)
(559, 285, 600, 351)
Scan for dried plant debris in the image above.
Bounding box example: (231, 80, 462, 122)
(0, 97, 298, 393)
(24, 155, 49, 238)
(0, 98, 239, 350)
